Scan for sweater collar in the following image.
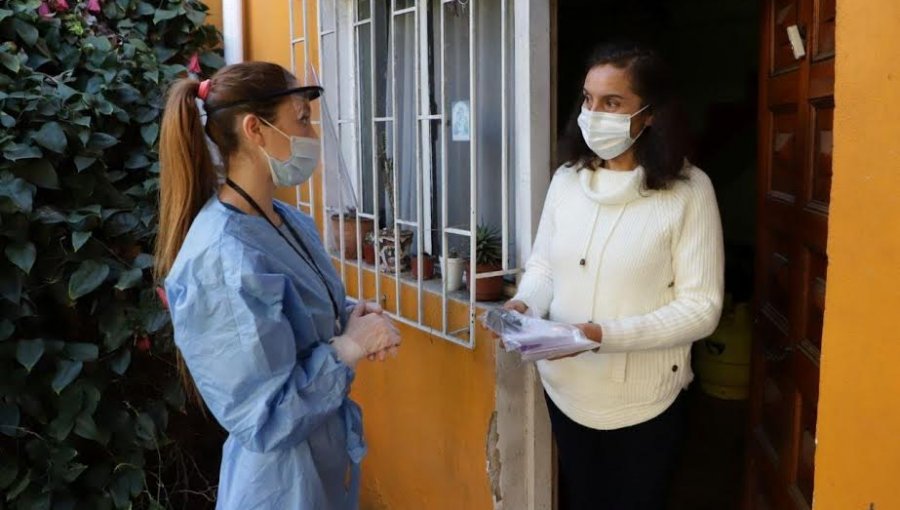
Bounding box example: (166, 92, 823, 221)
(578, 165, 646, 205)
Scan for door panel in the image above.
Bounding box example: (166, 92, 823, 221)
(748, 0, 834, 508)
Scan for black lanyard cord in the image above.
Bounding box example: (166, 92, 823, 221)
(224, 179, 343, 333)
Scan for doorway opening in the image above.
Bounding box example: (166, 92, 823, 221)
(554, 1, 759, 508)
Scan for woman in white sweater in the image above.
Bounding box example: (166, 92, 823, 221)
(505, 43, 724, 509)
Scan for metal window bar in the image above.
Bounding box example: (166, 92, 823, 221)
(289, 0, 316, 217)
(309, 0, 520, 349)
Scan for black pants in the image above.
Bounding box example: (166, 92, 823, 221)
(545, 392, 687, 510)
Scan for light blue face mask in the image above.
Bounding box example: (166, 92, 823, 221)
(260, 118, 320, 187)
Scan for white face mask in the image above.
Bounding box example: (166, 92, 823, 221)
(577, 104, 650, 161)
(259, 118, 320, 187)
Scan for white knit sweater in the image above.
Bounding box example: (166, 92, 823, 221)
(513, 163, 724, 430)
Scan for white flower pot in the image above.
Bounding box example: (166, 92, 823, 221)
(440, 256, 465, 292)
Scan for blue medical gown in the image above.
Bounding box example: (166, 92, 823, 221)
(165, 197, 365, 509)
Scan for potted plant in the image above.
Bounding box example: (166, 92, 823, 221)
(440, 249, 465, 291)
(377, 228, 414, 272)
(375, 138, 413, 272)
(363, 231, 377, 265)
(329, 208, 374, 260)
(411, 252, 436, 280)
(465, 224, 504, 301)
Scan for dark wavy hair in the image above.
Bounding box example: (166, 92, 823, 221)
(557, 42, 689, 190)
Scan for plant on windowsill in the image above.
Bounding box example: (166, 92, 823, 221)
(411, 251, 435, 280)
(329, 207, 374, 261)
(376, 139, 412, 272)
(465, 224, 505, 301)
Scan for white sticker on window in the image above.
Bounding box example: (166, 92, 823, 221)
(451, 100, 471, 142)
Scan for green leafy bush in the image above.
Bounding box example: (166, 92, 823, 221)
(0, 1, 224, 508)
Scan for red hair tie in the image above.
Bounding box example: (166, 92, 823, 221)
(198, 79, 211, 101)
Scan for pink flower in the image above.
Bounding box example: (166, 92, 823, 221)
(54, 0, 69, 10)
(38, 1, 53, 18)
(187, 53, 201, 74)
(135, 335, 151, 353)
(86, 0, 101, 13)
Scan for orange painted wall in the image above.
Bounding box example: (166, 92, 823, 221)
(244, 3, 496, 509)
(813, 1, 900, 509)
(204, 0, 223, 33)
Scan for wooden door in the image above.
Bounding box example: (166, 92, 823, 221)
(747, 0, 835, 508)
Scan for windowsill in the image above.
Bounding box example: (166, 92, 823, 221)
(330, 254, 511, 309)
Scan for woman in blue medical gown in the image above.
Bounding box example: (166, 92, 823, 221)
(154, 61, 401, 509)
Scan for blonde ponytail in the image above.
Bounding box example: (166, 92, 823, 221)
(155, 78, 216, 410)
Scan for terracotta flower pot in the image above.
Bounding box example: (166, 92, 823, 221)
(330, 215, 374, 260)
(362, 240, 376, 265)
(411, 255, 435, 280)
(465, 263, 504, 301)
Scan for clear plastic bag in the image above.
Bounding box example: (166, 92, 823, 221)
(482, 309, 597, 362)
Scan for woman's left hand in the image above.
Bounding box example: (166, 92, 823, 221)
(546, 323, 602, 361)
(574, 322, 603, 343)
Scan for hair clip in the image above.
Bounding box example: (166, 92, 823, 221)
(198, 79, 211, 101)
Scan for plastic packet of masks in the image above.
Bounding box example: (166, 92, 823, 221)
(482, 309, 597, 362)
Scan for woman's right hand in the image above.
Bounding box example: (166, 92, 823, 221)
(332, 303, 401, 367)
(503, 300, 529, 314)
(494, 300, 529, 346)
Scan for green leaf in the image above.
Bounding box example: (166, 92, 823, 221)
(100, 308, 131, 351)
(64, 342, 99, 361)
(0, 319, 13, 341)
(140, 124, 159, 145)
(68, 260, 110, 300)
(0, 173, 36, 214)
(2, 142, 41, 161)
(0, 111, 14, 128)
(133, 253, 153, 269)
(0, 403, 20, 437)
(115, 268, 143, 291)
(73, 414, 107, 444)
(103, 212, 139, 237)
(153, 9, 178, 24)
(47, 415, 74, 442)
(200, 51, 226, 69)
(15, 339, 44, 372)
(0, 9, 13, 22)
(124, 153, 150, 169)
(88, 132, 119, 150)
(52, 360, 83, 394)
(33, 206, 66, 224)
(13, 18, 39, 46)
(109, 466, 143, 508)
(0, 52, 20, 73)
(74, 156, 97, 172)
(57, 82, 79, 101)
(108, 348, 131, 376)
(14, 159, 60, 189)
(136, 2, 155, 15)
(135, 412, 156, 441)
(6, 469, 31, 500)
(60, 463, 88, 483)
(5, 242, 36, 274)
(72, 231, 92, 252)
(84, 36, 112, 53)
(33, 122, 67, 154)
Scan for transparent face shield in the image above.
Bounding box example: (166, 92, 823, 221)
(200, 66, 360, 215)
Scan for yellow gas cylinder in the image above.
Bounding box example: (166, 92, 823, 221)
(692, 298, 752, 400)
